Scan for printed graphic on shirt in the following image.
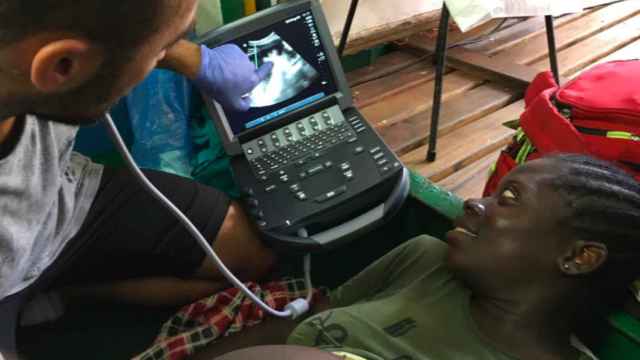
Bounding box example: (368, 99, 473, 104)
(384, 318, 417, 338)
(305, 311, 415, 360)
(307, 311, 349, 347)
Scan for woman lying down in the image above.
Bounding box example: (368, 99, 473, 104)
(189, 154, 640, 360)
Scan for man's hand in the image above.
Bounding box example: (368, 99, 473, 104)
(194, 44, 273, 112)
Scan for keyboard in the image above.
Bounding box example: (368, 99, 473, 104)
(243, 107, 358, 177)
(229, 105, 407, 250)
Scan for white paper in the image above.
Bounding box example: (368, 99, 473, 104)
(445, 0, 586, 32)
(444, 0, 496, 32)
(490, 1, 584, 18)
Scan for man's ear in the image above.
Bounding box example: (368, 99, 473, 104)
(30, 38, 103, 93)
(558, 241, 608, 275)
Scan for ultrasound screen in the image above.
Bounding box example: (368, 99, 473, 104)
(219, 10, 339, 135)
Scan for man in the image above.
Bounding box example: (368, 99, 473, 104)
(0, 0, 275, 356)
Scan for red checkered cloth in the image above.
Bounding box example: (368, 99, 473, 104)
(134, 279, 321, 360)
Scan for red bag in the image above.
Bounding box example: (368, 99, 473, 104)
(484, 60, 640, 196)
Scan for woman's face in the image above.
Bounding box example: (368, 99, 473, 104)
(446, 158, 576, 292)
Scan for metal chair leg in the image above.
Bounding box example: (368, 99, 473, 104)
(338, 0, 360, 58)
(545, 15, 561, 85)
(426, 5, 450, 162)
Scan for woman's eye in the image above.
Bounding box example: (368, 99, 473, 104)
(502, 188, 517, 200)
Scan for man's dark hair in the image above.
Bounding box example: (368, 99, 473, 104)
(548, 153, 640, 307)
(0, 1, 170, 51)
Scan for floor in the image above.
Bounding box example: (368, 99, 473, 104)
(346, 1, 640, 199)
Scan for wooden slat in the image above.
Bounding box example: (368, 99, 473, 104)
(401, 101, 523, 182)
(578, 39, 640, 75)
(530, 13, 640, 77)
(429, 47, 552, 89)
(341, 11, 442, 55)
(466, 11, 593, 54)
(352, 57, 440, 109)
(467, 17, 547, 54)
(410, 11, 594, 56)
(347, 51, 423, 85)
(416, 19, 509, 50)
(361, 72, 484, 129)
(493, 1, 640, 65)
(405, 1, 640, 68)
(374, 3, 640, 141)
(382, 83, 519, 155)
(438, 151, 500, 199)
(404, 0, 640, 75)
(595, 38, 640, 63)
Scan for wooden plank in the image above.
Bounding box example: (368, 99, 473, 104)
(530, 13, 640, 77)
(405, 1, 640, 68)
(466, 11, 593, 55)
(342, 11, 442, 55)
(381, 83, 519, 155)
(464, 17, 546, 54)
(411, 11, 593, 56)
(430, 47, 554, 89)
(596, 38, 640, 63)
(401, 101, 523, 182)
(578, 39, 640, 75)
(400, 3, 639, 90)
(361, 72, 485, 129)
(372, 2, 640, 138)
(346, 51, 424, 86)
(351, 55, 441, 109)
(438, 151, 500, 199)
(494, 1, 640, 65)
(416, 19, 508, 50)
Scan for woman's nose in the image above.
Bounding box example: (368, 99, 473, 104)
(464, 199, 486, 217)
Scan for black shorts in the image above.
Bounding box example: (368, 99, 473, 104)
(38, 166, 231, 291)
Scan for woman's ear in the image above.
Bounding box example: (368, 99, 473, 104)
(558, 242, 608, 275)
(30, 38, 103, 93)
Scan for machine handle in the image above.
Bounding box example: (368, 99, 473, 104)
(264, 167, 410, 251)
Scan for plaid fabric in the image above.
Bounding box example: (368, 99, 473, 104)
(134, 279, 320, 360)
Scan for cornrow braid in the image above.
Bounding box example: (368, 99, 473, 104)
(547, 153, 640, 306)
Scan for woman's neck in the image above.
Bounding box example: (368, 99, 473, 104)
(470, 293, 581, 360)
(0, 116, 16, 145)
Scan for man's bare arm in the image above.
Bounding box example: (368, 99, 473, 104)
(0, 117, 17, 146)
(158, 40, 202, 80)
(0, 116, 16, 149)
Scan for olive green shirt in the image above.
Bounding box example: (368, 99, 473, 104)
(287, 236, 595, 360)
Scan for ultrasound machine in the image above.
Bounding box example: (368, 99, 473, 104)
(199, 0, 410, 252)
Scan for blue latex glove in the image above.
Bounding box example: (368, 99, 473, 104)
(194, 44, 273, 112)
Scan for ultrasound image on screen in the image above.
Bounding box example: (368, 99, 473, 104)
(247, 32, 319, 108)
(220, 10, 339, 136)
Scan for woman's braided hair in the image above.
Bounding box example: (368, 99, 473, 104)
(547, 153, 640, 307)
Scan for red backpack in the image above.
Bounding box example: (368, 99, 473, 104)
(484, 60, 640, 196)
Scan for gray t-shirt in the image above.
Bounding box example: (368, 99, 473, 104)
(0, 115, 103, 300)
